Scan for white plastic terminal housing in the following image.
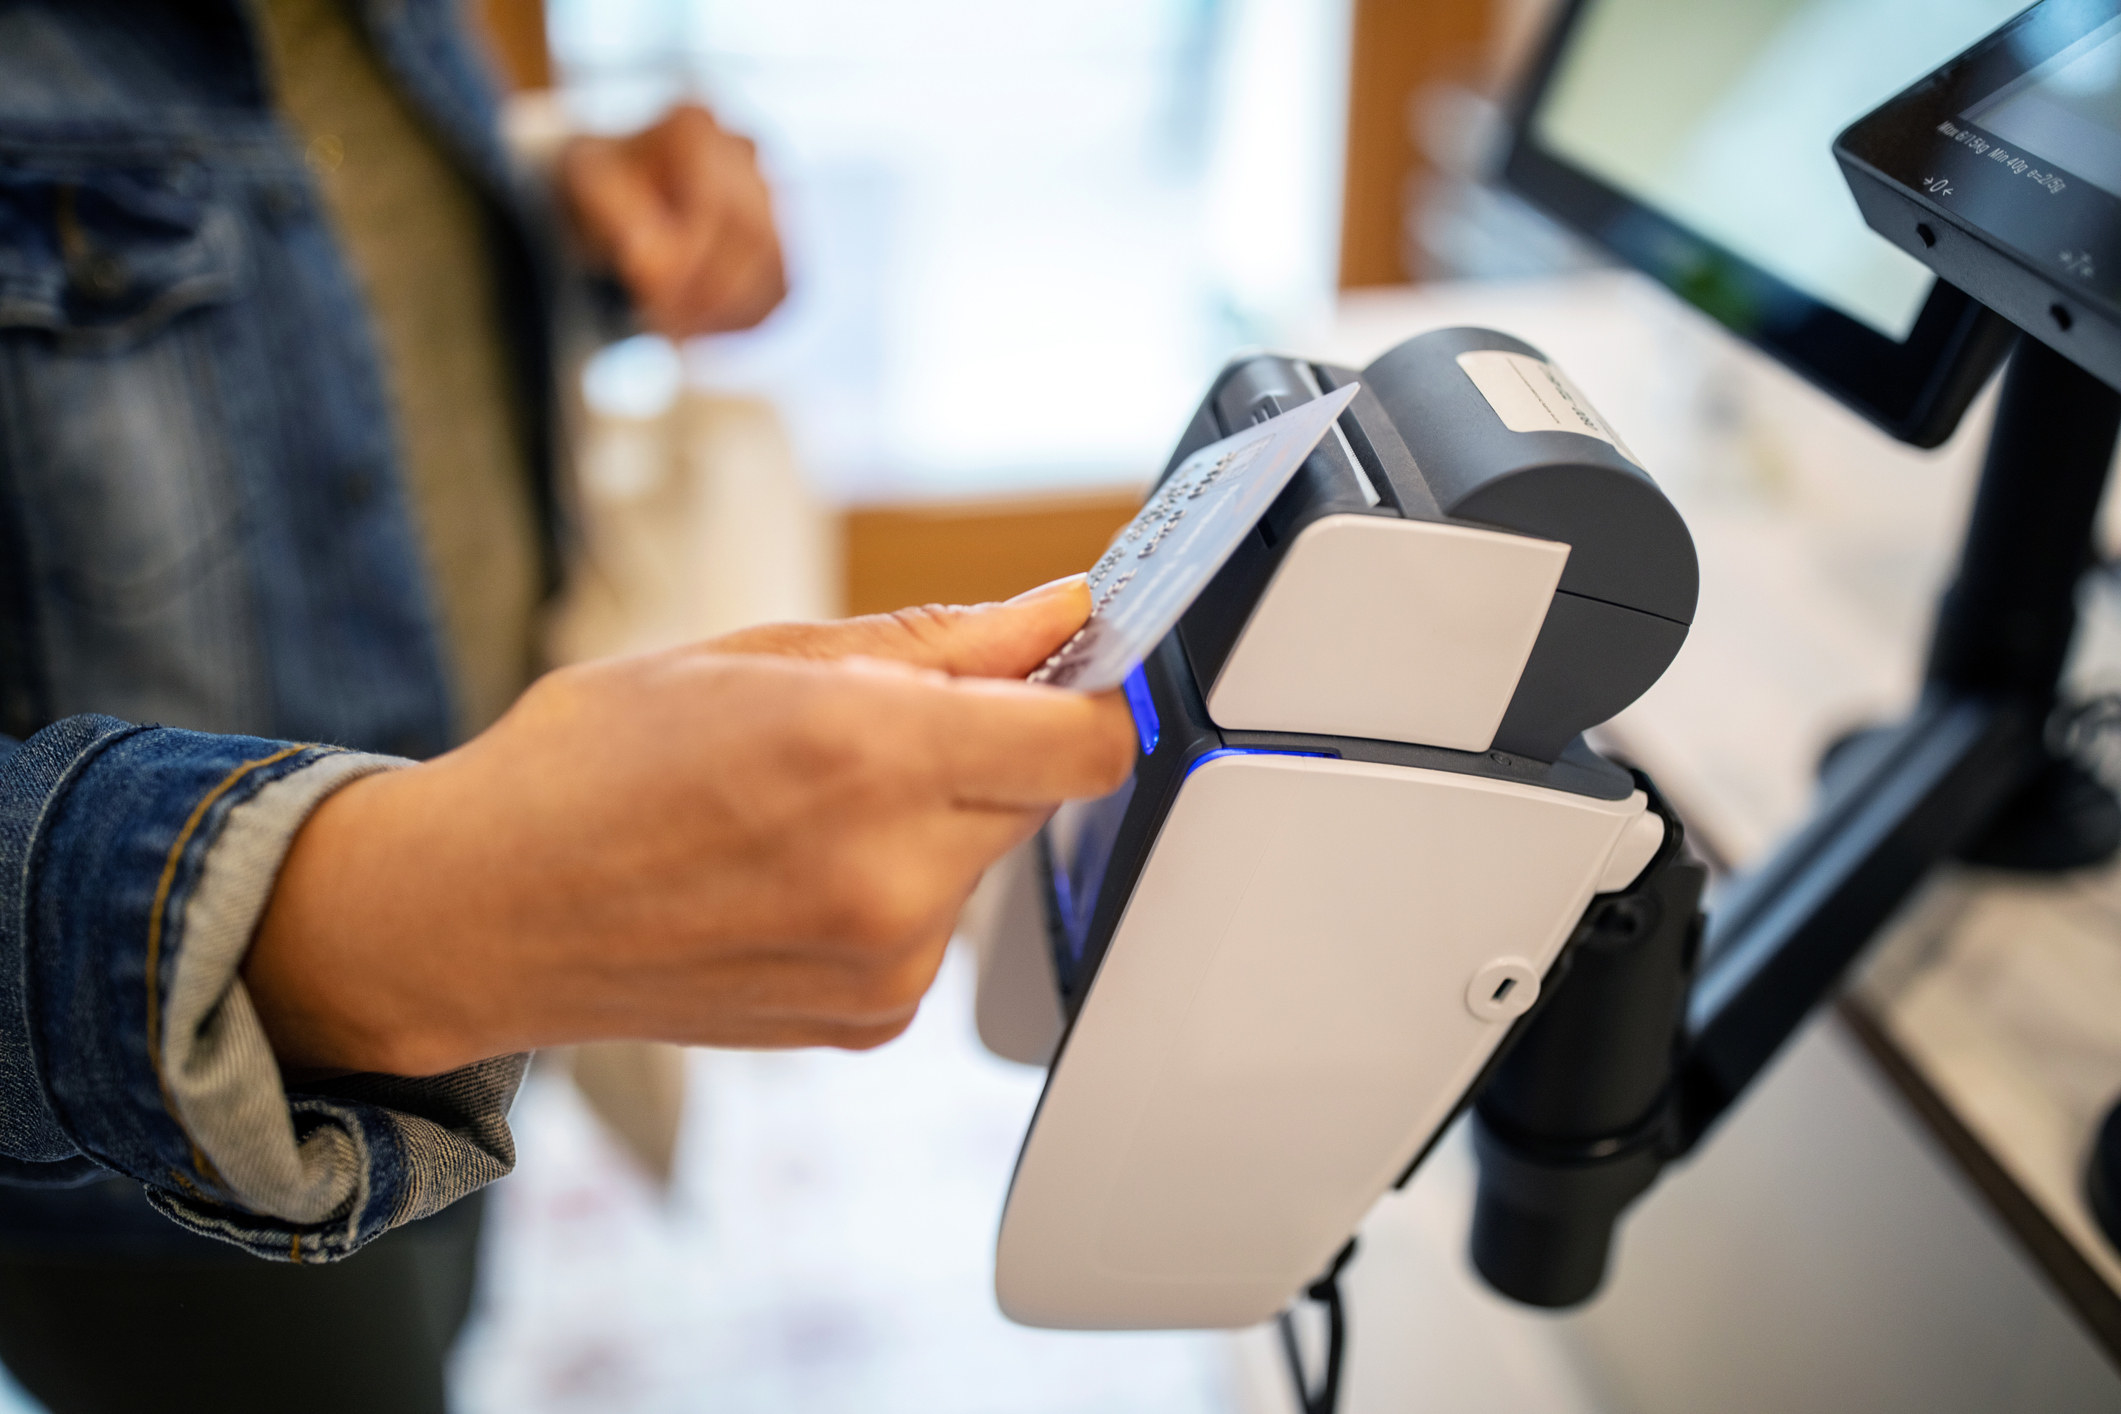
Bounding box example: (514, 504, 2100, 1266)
(993, 752, 1652, 1329)
(1204, 515, 1570, 750)
(964, 841, 1064, 1067)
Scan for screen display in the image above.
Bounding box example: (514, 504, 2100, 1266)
(1043, 663, 1160, 986)
(1046, 777, 1135, 981)
(1531, 0, 2032, 340)
(1968, 15, 2121, 199)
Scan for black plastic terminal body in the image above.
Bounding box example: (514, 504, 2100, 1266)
(1468, 333, 2121, 1310)
(1470, 779, 1705, 1308)
(1171, 333, 1695, 760)
(1041, 332, 1714, 1316)
(1835, 0, 2121, 394)
(1050, 327, 2121, 1315)
(1466, 0, 2121, 1313)
(1048, 334, 1672, 1017)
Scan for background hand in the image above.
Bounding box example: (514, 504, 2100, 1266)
(245, 579, 1133, 1075)
(560, 102, 788, 338)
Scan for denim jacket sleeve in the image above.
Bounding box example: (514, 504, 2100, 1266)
(0, 714, 525, 1262)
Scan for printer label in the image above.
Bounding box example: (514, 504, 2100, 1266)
(1456, 351, 1639, 466)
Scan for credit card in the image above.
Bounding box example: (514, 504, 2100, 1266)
(1031, 381, 1361, 693)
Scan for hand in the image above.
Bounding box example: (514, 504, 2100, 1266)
(559, 103, 787, 338)
(245, 579, 1133, 1075)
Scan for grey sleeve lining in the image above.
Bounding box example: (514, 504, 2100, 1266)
(159, 750, 403, 1223)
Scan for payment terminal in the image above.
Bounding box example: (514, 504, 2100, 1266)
(965, 326, 1698, 1330)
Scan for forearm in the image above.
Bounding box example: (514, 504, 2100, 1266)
(247, 754, 516, 1078)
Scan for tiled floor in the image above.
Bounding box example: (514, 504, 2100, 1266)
(450, 948, 1243, 1413)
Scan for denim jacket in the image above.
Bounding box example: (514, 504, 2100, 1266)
(0, 0, 558, 1260)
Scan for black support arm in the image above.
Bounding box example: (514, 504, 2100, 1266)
(1470, 336, 2121, 1307)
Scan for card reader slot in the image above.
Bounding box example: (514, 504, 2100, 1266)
(1294, 362, 1383, 508)
(1316, 367, 1430, 519)
(1181, 353, 1421, 700)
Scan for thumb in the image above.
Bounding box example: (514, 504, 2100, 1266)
(705, 576, 1093, 679)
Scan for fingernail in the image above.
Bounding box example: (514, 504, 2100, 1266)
(1007, 574, 1087, 604)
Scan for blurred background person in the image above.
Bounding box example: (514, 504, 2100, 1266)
(0, 1, 784, 1409)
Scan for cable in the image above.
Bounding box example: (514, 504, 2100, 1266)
(1277, 1239, 1356, 1414)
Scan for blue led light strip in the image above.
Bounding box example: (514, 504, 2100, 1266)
(1184, 746, 1330, 778)
(1121, 664, 1161, 756)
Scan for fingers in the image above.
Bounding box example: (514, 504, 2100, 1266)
(648, 127, 738, 326)
(560, 106, 789, 339)
(660, 118, 786, 333)
(869, 578, 1096, 677)
(899, 792, 1054, 884)
(669, 228, 786, 334)
(568, 137, 682, 296)
(639, 906, 963, 1052)
(794, 922, 955, 1046)
(704, 576, 1092, 678)
(667, 605, 1134, 807)
(637, 108, 784, 336)
(924, 677, 1139, 808)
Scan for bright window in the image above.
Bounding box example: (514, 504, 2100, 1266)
(549, 0, 1351, 501)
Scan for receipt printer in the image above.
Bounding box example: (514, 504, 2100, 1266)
(965, 327, 1698, 1330)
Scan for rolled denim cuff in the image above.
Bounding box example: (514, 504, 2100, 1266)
(151, 751, 526, 1260)
(11, 718, 525, 1262)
